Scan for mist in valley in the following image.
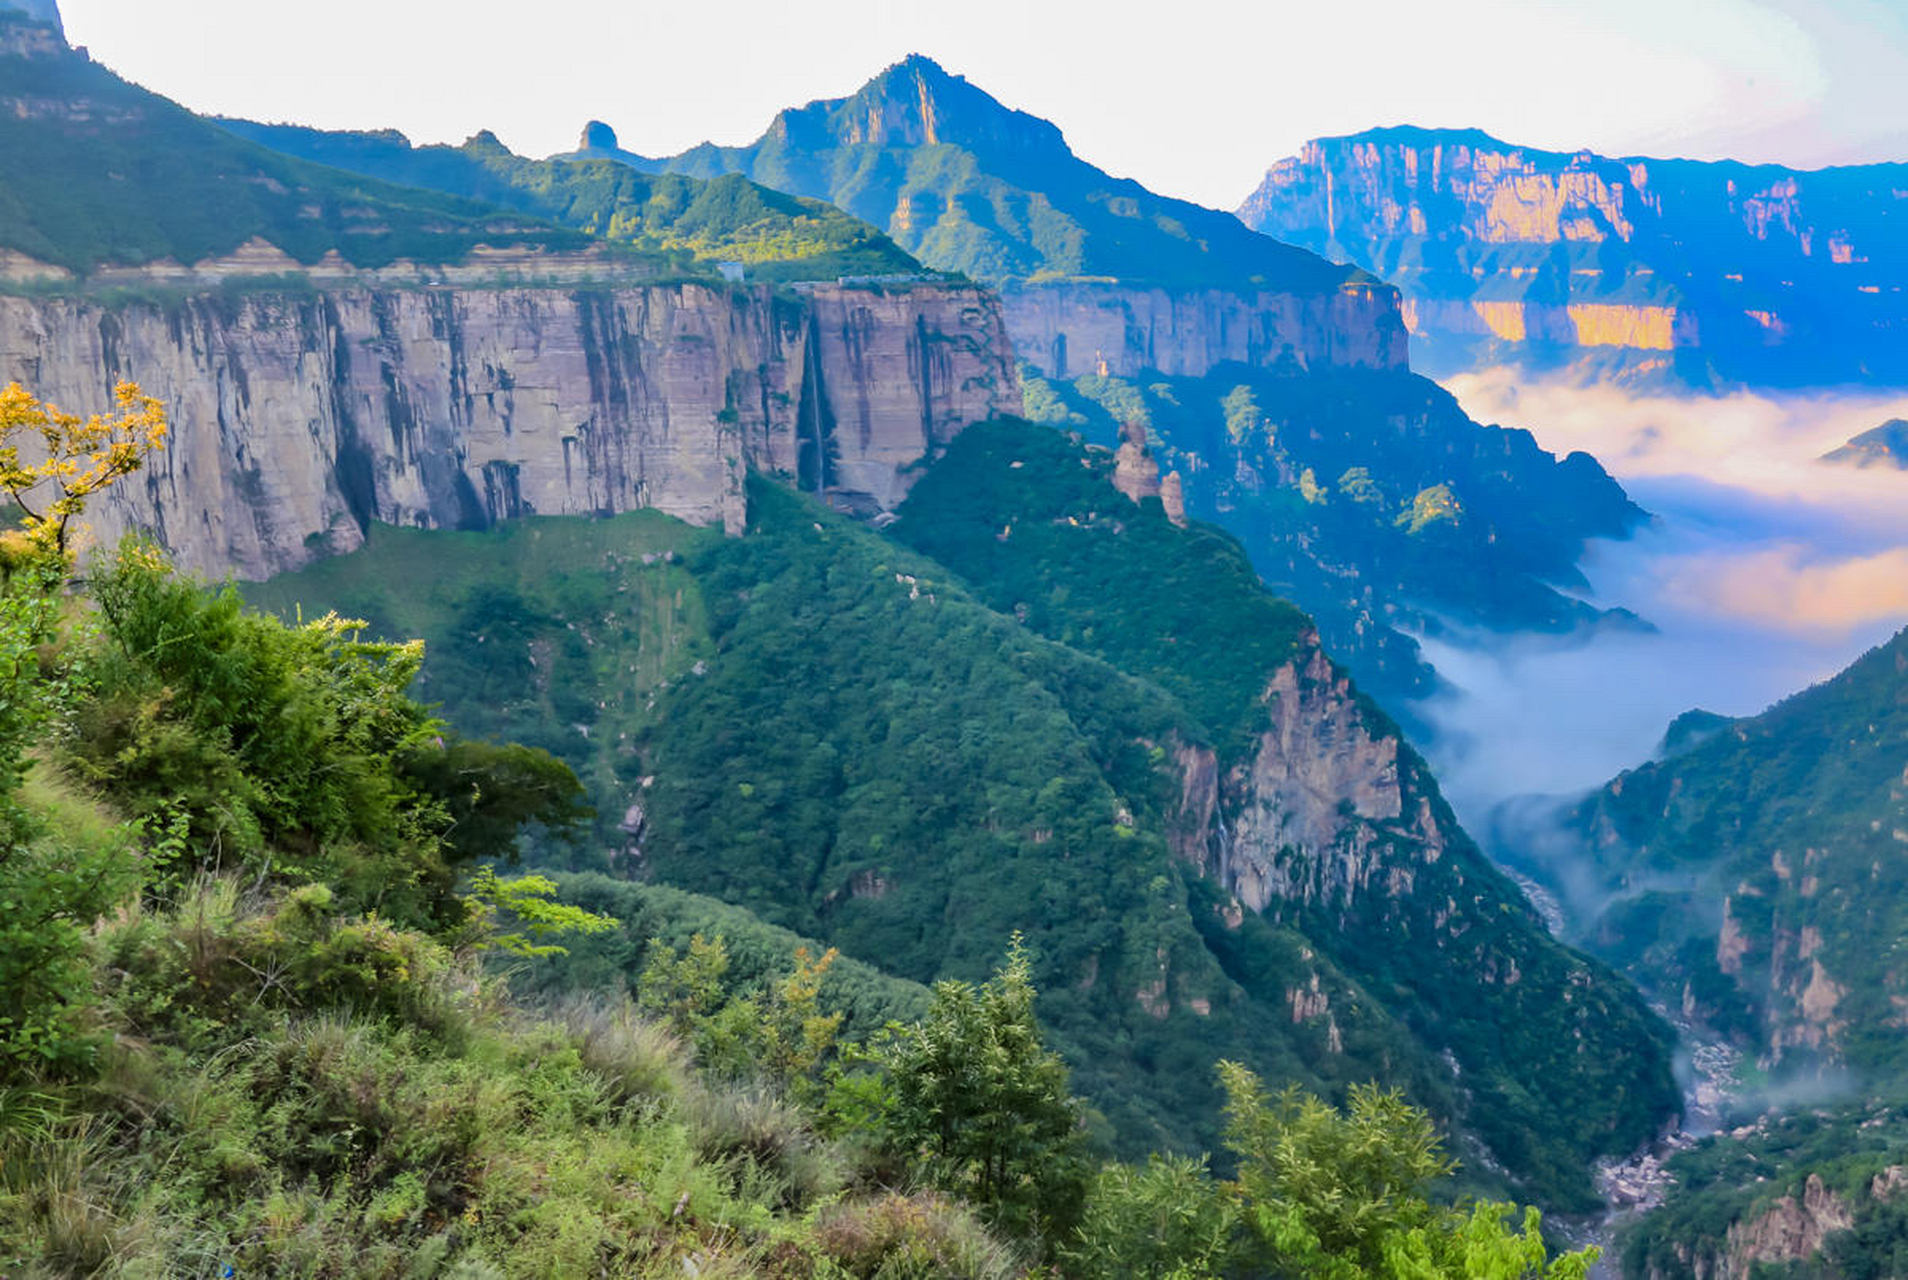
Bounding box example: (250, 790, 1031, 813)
(1415, 374, 1908, 842)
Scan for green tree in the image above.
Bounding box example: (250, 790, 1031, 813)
(0, 384, 159, 1081)
(1219, 1062, 1596, 1280)
(1065, 1153, 1237, 1279)
(868, 934, 1089, 1247)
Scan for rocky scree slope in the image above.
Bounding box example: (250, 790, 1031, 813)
(1240, 127, 1908, 388)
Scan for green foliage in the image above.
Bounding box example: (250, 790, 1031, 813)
(0, 547, 138, 1079)
(990, 363, 1640, 712)
(1396, 483, 1461, 535)
(68, 542, 472, 925)
(218, 122, 921, 282)
(0, 17, 609, 275)
(1220, 1063, 1594, 1280)
(859, 937, 1090, 1247)
(241, 512, 719, 860)
(1064, 1154, 1237, 1279)
(1554, 627, 1908, 1083)
(462, 867, 618, 958)
(893, 417, 1310, 758)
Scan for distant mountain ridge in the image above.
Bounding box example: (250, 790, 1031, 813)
(1822, 419, 1908, 470)
(214, 119, 921, 281)
(1239, 126, 1908, 388)
(0, 11, 617, 280)
(526, 57, 1647, 710)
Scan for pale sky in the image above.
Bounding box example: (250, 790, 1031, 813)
(56, 0, 1908, 211)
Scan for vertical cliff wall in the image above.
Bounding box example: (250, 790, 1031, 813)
(0, 280, 1020, 578)
(1240, 128, 1908, 387)
(999, 279, 1408, 379)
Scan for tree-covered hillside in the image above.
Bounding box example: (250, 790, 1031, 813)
(217, 121, 922, 282)
(0, 12, 615, 277)
(253, 419, 1678, 1207)
(1013, 361, 1645, 705)
(1538, 629, 1908, 1077)
(0, 382, 1599, 1277)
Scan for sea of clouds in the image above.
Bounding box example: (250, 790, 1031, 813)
(1414, 371, 1908, 828)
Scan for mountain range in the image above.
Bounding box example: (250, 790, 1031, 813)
(3, 0, 1907, 1271)
(216, 55, 1646, 713)
(1240, 126, 1908, 389)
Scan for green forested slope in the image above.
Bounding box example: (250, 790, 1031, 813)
(217, 121, 921, 281)
(0, 13, 612, 276)
(892, 420, 1674, 1199)
(258, 476, 1458, 1175)
(254, 423, 1677, 1206)
(1012, 364, 1644, 701)
(1557, 629, 1908, 1071)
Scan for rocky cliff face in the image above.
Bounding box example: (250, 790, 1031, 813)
(1000, 279, 1407, 379)
(656, 56, 1405, 383)
(0, 280, 1019, 577)
(1240, 127, 1908, 387)
(1653, 1174, 1860, 1280)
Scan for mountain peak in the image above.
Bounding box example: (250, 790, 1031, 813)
(789, 52, 1067, 158)
(579, 120, 619, 153)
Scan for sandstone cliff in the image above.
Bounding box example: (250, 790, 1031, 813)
(1240, 127, 1908, 387)
(0, 281, 1019, 577)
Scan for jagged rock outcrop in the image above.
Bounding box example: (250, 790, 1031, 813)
(1160, 471, 1186, 526)
(1109, 422, 1161, 503)
(1822, 418, 1908, 469)
(1215, 638, 1421, 911)
(0, 281, 1019, 578)
(1661, 1175, 1857, 1280)
(1721, 1175, 1855, 1278)
(1240, 127, 1908, 387)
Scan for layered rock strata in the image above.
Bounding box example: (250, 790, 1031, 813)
(1000, 280, 1408, 379)
(1241, 127, 1908, 386)
(0, 281, 1019, 577)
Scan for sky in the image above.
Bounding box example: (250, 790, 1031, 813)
(54, 0, 1908, 212)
